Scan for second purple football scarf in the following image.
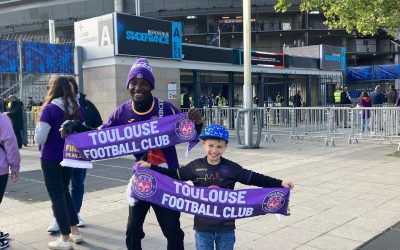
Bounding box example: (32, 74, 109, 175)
(131, 167, 291, 220)
(61, 113, 199, 168)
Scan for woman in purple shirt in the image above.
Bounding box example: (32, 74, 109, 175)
(34, 76, 83, 250)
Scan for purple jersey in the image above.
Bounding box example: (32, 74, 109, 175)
(102, 97, 181, 169)
(39, 104, 84, 162)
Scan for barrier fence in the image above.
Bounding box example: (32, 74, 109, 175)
(26, 106, 400, 149)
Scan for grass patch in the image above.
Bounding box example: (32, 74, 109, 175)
(387, 151, 400, 158)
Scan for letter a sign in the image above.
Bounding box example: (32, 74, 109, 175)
(100, 26, 111, 46)
(98, 18, 114, 47)
(171, 22, 182, 60)
(174, 26, 181, 38)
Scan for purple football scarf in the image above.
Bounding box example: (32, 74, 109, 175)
(131, 167, 291, 219)
(61, 113, 199, 168)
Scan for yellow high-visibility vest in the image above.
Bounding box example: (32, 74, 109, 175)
(334, 90, 341, 103)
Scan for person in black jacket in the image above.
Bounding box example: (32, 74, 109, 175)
(0, 97, 6, 113)
(68, 76, 102, 227)
(137, 124, 294, 250)
(340, 86, 352, 105)
(4, 95, 23, 148)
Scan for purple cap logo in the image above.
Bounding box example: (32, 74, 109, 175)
(175, 115, 196, 140)
(132, 170, 157, 198)
(262, 190, 286, 212)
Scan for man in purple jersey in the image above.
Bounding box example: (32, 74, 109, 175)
(62, 58, 203, 250)
(106, 58, 203, 250)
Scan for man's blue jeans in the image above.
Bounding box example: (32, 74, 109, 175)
(195, 230, 235, 250)
(71, 168, 87, 213)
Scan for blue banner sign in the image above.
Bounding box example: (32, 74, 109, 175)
(320, 45, 346, 71)
(0, 40, 18, 72)
(23, 42, 74, 73)
(115, 13, 182, 60)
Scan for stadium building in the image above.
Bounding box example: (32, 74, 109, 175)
(0, 0, 397, 114)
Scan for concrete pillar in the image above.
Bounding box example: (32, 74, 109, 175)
(193, 70, 201, 108)
(306, 75, 312, 107)
(258, 74, 265, 107)
(284, 74, 289, 107)
(228, 72, 234, 107)
(114, 0, 123, 12)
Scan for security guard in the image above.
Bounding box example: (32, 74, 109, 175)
(334, 85, 342, 104)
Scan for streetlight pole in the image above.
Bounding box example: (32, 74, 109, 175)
(135, 0, 141, 16)
(305, 12, 309, 46)
(49, 20, 55, 44)
(243, 0, 253, 146)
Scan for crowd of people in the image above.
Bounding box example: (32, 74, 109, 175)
(199, 92, 228, 108)
(334, 84, 400, 106)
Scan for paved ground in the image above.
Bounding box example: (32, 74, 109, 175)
(1, 137, 400, 250)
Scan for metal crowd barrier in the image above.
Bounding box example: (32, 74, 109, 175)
(262, 106, 400, 146)
(191, 106, 400, 148)
(26, 111, 40, 144)
(26, 107, 400, 149)
(182, 107, 239, 130)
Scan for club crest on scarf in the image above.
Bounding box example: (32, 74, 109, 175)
(132, 170, 157, 198)
(262, 190, 286, 212)
(175, 115, 196, 140)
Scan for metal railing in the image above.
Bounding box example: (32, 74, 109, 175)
(263, 106, 400, 147)
(26, 106, 400, 149)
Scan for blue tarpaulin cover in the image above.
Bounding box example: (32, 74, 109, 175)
(346, 66, 373, 81)
(23, 42, 74, 73)
(0, 40, 18, 72)
(347, 64, 400, 81)
(375, 64, 400, 80)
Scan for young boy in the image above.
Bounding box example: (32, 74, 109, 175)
(137, 124, 294, 250)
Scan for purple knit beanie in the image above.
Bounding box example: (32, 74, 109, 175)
(125, 58, 155, 89)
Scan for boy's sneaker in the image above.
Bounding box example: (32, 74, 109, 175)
(47, 218, 60, 233)
(77, 214, 85, 227)
(0, 239, 9, 249)
(0, 232, 9, 241)
(69, 233, 83, 244)
(48, 237, 72, 250)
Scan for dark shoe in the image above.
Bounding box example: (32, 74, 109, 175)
(0, 232, 9, 241)
(0, 239, 9, 249)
